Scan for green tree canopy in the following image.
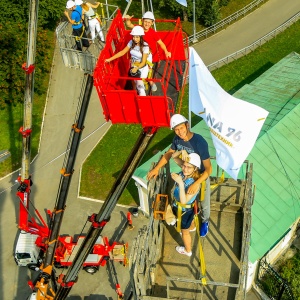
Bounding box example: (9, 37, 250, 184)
(0, 0, 66, 108)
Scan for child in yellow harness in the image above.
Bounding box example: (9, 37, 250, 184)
(171, 152, 202, 257)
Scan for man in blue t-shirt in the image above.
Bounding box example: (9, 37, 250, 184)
(147, 114, 212, 237)
(65, 0, 89, 51)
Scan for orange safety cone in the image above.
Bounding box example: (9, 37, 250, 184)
(127, 212, 134, 230)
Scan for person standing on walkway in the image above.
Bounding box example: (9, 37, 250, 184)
(105, 26, 152, 96)
(147, 114, 212, 237)
(81, 2, 105, 42)
(171, 153, 201, 257)
(124, 11, 171, 92)
(65, 0, 90, 51)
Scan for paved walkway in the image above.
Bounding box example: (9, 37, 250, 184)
(0, 0, 300, 298)
(194, 0, 300, 65)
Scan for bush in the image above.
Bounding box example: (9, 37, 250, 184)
(278, 249, 300, 298)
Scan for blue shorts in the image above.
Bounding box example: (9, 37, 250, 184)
(172, 206, 194, 229)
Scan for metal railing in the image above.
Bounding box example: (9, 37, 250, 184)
(207, 11, 300, 71)
(188, 0, 266, 44)
(56, 4, 118, 73)
(257, 258, 294, 300)
(129, 216, 164, 298)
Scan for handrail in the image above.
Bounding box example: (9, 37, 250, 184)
(207, 11, 300, 71)
(188, 0, 266, 44)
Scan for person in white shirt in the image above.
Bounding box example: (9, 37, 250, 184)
(105, 26, 152, 96)
(81, 1, 105, 42)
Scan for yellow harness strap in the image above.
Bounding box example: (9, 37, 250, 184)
(75, 25, 85, 41)
(175, 201, 195, 233)
(194, 213, 207, 285)
(133, 60, 154, 91)
(200, 180, 206, 201)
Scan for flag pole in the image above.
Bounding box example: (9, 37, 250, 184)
(192, 0, 198, 43)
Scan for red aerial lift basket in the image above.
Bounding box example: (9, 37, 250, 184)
(94, 10, 189, 128)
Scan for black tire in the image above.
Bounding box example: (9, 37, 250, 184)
(54, 261, 64, 269)
(27, 263, 39, 271)
(84, 266, 98, 274)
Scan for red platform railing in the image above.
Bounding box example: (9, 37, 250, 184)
(94, 10, 188, 128)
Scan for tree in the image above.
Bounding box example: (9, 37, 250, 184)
(0, 0, 66, 108)
(202, 0, 221, 26)
(156, 0, 206, 22)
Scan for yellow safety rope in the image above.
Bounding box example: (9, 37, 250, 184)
(100, 3, 106, 25)
(210, 170, 225, 189)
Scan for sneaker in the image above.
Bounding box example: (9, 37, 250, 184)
(175, 246, 192, 257)
(151, 83, 157, 92)
(200, 221, 209, 237)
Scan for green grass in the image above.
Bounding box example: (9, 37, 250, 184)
(80, 19, 300, 206)
(0, 30, 55, 177)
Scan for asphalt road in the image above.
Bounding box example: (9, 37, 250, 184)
(0, 0, 300, 299)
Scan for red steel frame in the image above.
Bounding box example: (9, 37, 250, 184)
(94, 10, 189, 128)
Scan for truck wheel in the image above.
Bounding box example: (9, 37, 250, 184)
(54, 261, 64, 269)
(28, 263, 40, 271)
(84, 266, 98, 274)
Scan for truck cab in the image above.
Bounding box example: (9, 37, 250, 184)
(14, 231, 41, 269)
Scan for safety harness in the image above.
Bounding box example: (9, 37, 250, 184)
(175, 176, 205, 233)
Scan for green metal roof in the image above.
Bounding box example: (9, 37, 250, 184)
(134, 52, 300, 263)
(234, 52, 300, 262)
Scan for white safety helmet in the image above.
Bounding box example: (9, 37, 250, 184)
(170, 114, 188, 129)
(130, 26, 145, 36)
(142, 11, 155, 21)
(188, 153, 201, 169)
(74, 0, 83, 5)
(66, 0, 75, 9)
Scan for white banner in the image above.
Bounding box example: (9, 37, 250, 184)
(189, 47, 269, 179)
(176, 0, 187, 7)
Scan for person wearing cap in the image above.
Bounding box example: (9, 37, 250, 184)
(105, 26, 152, 96)
(64, 0, 90, 51)
(124, 11, 171, 92)
(81, 2, 105, 43)
(171, 152, 202, 256)
(147, 114, 212, 237)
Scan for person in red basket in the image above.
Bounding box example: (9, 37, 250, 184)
(105, 26, 151, 96)
(124, 11, 171, 92)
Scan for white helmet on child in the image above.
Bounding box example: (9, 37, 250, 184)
(130, 26, 145, 36)
(188, 153, 201, 169)
(142, 11, 155, 20)
(66, 0, 75, 9)
(74, 0, 83, 4)
(170, 114, 188, 129)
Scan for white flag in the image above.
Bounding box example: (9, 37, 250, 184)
(176, 0, 187, 7)
(189, 47, 269, 179)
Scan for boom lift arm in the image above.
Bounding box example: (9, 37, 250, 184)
(54, 127, 157, 300)
(16, 0, 38, 231)
(32, 75, 94, 299)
